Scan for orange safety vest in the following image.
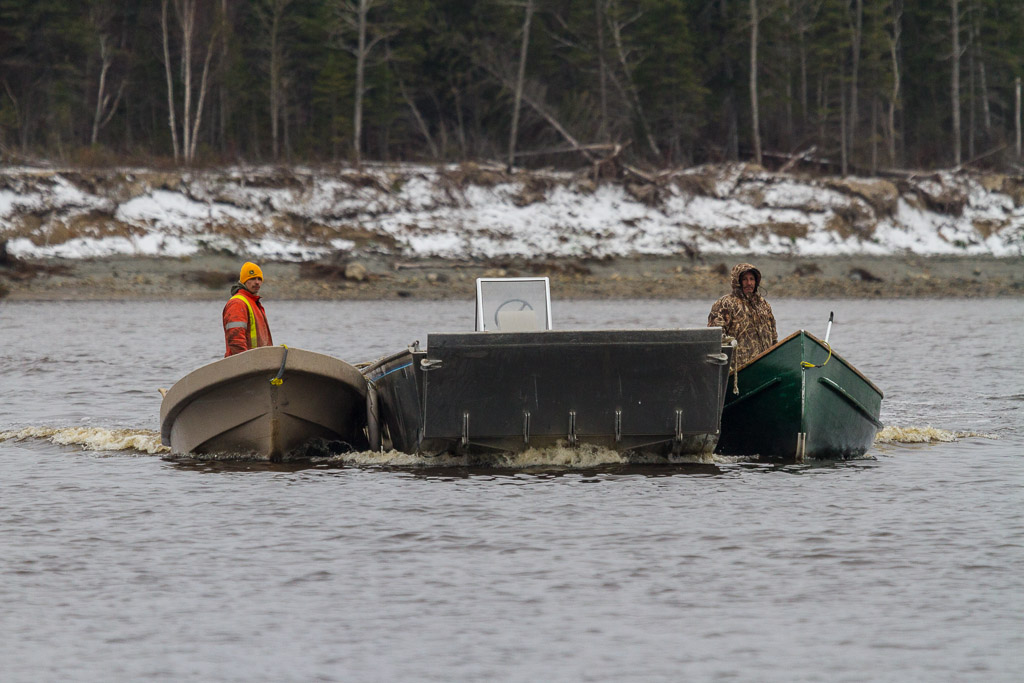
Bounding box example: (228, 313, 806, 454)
(223, 290, 272, 356)
(229, 293, 258, 348)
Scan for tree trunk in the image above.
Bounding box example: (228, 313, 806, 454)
(596, 0, 609, 139)
(451, 80, 467, 157)
(353, 0, 370, 167)
(508, 0, 534, 171)
(887, 0, 902, 167)
(398, 78, 438, 159)
(972, 5, 991, 132)
(950, 0, 961, 167)
(91, 35, 119, 145)
(179, 0, 195, 162)
(782, 0, 792, 146)
(474, 55, 594, 163)
(848, 0, 862, 167)
(816, 74, 825, 146)
(798, 5, 808, 121)
(161, 0, 181, 162)
(219, 0, 230, 154)
(977, 57, 991, 134)
(871, 94, 878, 174)
(607, 1, 660, 158)
(967, 19, 975, 161)
(187, 29, 218, 162)
(749, 0, 761, 166)
(840, 74, 848, 176)
(163, 0, 222, 164)
(1016, 77, 1021, 160)
(282, 75, 291, 161)
(269, 0, 290, 160)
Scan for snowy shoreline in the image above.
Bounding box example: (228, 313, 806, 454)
(1, 163, 1022, 300)
(1, 163, 1022, 262)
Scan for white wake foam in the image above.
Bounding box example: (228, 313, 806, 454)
(0, 426, 169, 454)
(875, 425, 997, 444)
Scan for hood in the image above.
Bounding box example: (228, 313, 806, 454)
(730, 262, 761, 297)
(229, 282, 259, 300)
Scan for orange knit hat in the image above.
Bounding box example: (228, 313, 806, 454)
(239, 262, 264, 283)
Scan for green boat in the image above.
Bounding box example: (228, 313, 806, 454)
(715, 330, 883, 461)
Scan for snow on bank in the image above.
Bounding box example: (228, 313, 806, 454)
(1, 163, 1022, 261)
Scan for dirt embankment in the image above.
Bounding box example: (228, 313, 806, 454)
(1, 253, 1021, 301)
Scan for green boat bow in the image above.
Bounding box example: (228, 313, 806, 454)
(716, 331, 883, 461)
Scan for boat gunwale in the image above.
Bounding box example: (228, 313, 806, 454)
(360, 347, 418, 378)
(738, 329, 883, 398)
(426, 327, 729, 350)
(160, 346, 368, 444)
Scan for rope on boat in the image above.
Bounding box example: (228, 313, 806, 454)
(721, 335, 739, 395)
(270, 344, 289, 385)
(801, 341, 832, 369)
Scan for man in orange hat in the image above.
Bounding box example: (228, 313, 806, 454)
(223, 261, 273, 356)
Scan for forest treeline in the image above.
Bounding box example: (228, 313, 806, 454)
(1, 0, 1023, 174)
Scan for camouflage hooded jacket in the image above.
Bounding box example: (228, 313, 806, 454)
(708, 263, 778, 368)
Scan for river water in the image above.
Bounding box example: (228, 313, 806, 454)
(1, 298, 1022, 682)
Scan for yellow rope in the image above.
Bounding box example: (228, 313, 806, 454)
(270, 344, 289, 385)
(801, 341, 832, 369)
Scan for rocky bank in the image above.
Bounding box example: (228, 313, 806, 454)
(1, 252, 1020, 301)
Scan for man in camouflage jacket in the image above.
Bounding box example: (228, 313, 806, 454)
(708, 262, 778, 368)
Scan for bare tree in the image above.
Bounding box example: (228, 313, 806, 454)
(87, 0, 127, 146)
(595, 0, 609, 139)
(385, 42, 439, 159)
(840, 68, 848, 175)
(218, 0, 232, 153)
(472, 50, 595, 163)
(871, 94, 878, 172)
(606, 0, 659, 157)
(546, 2, 614, 143)
(161, 0, 181, 161)
(508, 0, 535, 171)
(750, 0, 761, 166)
(970, 1, 991, 134)
(886, 0, 903, 166)
(90, 33, 126, 146)
(1, 80, 25, 152)
(847, 0, 863, 167)
(334, 0, 391, 167)
(967, 1, 975, 160)
(1016, 76, 1021, 160)
(331, 0, 391, 165)
(254, 0, 294, 161)
(950, 0, 964, 166)
(178, 0, 197, 159)
(397, 78, 438, 159)
(160, 0, 223, 164)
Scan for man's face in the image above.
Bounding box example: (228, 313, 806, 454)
(740, 271, 756, 295)
(244, 277, 262, 295)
